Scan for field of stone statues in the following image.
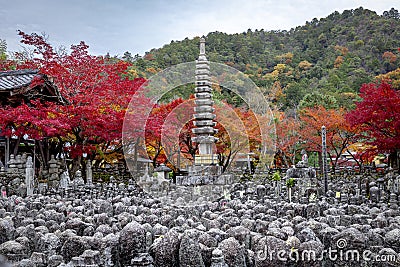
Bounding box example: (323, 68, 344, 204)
(0, 167, 400, 267)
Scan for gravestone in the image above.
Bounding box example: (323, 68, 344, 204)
(210, 248, 228, 267)
(7, 154, 18, 173)
(321, 126, 328, 194)
(25, 156, 34, 196)
(393, 175, 400, 194)
(389, 193, 398, 206)
(130, 253, 154, 267)
(48, 155, 60, 188)
(38, 183, 47, 194)
(16, 154, 23, 174)
(59, 170, 70, 190)
(73, 170, 85, 189)
(1, 185, 6, 198)
(370, 186, 380, 203)
(86, 161, 93, 186)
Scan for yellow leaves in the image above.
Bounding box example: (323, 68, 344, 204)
(212, 83, 222, 92)
(263, 63, 291, 81)
(146, 67, 158, 74)
(355, 40, 364, 47)
(298, 60, 312, 70)
(47, 112, 57, 119)
(347, 142, 375, 153)
(97, 104, 122, 114)
(274, 63, 286, 74)
(376, 67, 400, 90)
(268, 81, 285, 102)
(341, 92, 356, 98)
(110, 104, 122, 112)
(276, 52, 293, 64)
(128, 68, 139, 78)
(101, 151, 123, 164)
(266, 64, 286, 78)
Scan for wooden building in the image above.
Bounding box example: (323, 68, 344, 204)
(0, 69, 66, 169)
(0, 69, 65, 107)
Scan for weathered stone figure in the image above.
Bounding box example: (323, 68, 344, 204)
(86, 160, 93, 186)
(73, 170, 85, 188)
(301, 149, 308, 166)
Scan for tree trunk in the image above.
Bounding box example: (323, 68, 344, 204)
(397, 149, 400, 174)
(12, 136, 21, 156)
(37, 140, 47, 169)
(70, 155, 82, 179)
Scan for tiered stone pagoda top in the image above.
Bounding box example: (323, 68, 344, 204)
(192, 37, 218, 157)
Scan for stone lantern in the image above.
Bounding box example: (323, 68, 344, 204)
(154, 164, 171, 181)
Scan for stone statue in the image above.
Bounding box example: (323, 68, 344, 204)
(73, 170, 85, 188)
(301, 149, 308, 164)
(1, 185, 6, 198)
(296, 149, 308, 168)
(59, 170, 70, 189)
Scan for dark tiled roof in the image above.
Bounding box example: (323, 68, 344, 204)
(0, 69, 39, 91)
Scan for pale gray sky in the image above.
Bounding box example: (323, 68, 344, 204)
(0, 0, 397, 56)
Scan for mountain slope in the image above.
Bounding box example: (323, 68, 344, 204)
(128, 7, 400, 110)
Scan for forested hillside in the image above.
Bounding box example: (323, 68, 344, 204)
(1, 7, 399, 170)
(125, 7, 400, 110)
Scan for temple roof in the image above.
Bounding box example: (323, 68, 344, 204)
(154, 164, 172, 172)
(0, 69, 66, 106)
(0, 69, 39, 91)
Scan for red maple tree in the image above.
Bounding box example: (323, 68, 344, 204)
(0, 31, 146, 174)
(145, 98, 185, 167)
(346, 82, 400, 167)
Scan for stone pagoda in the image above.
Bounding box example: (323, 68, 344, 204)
(191, 37, 219, 166)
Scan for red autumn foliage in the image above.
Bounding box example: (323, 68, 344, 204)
(145, 98, 185, 167)
(0, 31, 146, 171)
(346, 82, 400, 153)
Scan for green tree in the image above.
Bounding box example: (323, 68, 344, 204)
(0, 39, 6, 60)
(299, 92, 339, 110)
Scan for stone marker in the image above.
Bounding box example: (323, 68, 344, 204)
(25, 156, 34, 197)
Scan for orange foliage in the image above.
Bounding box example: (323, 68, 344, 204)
(383, 51, 397, 63)
(334, 45, 349, 56)
(275, 112, 301, 166)
(299, 106, 356, 168)
(267, 81, 285, 103)
(334, 56, 344, 68)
